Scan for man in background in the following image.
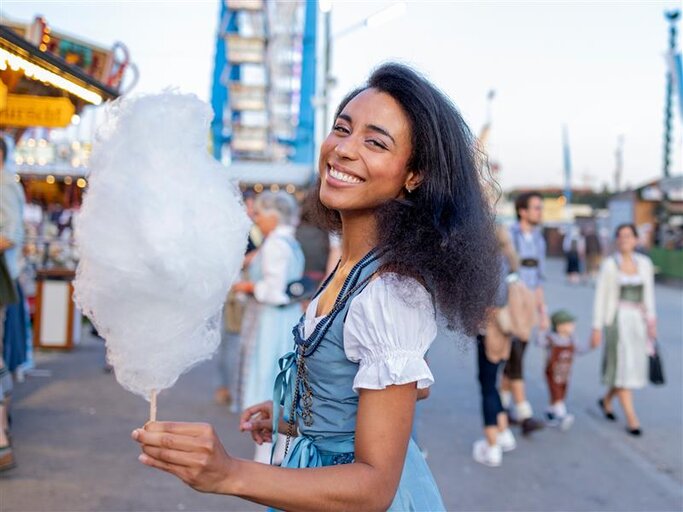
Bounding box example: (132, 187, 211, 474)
(501, 191, 549, 436)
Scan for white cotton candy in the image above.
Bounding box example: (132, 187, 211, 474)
(73, 92, 251, 400)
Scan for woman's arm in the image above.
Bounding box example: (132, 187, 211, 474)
(591, 260, 610, 346)
(133, 383, 417, 512)
(642, 257, 657, 338)
(592, 260, 610, 331)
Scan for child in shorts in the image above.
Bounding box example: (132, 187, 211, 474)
(539, 310, 588, 430)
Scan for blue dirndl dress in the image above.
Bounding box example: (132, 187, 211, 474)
(271, 250, 445, 511)
(240, 233, 305, 409)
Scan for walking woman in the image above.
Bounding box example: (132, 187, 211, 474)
(592, 224, 657, 436)
(133, 63, 499, 511)
(232, 191, 304, 461)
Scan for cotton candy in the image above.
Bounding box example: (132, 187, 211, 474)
(74, 91, 251, 400)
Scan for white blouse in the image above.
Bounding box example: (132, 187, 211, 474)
(619, 272, 643, 286)
(253, 225, 296, 306)
(304, 273, 437, 393)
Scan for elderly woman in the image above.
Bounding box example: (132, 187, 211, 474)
(592, 224, 657, 436)
(232, 191, 304, 460)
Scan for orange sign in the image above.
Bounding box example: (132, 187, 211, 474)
(0, 81, 6, 110)
(0, 94, 75, 128)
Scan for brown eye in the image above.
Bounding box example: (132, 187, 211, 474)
(368, 139, 387, 150)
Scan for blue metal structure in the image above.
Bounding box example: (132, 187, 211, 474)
(210, 2, 239, 162)
(292, 0, 318, 164)
(662, 10, 681, 178)
(209, 0, 318, 176)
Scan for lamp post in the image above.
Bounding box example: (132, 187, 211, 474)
(614, 134, 624, 193)
(319, 2, 407, 139)
(562, 124, 572, 205)
(662, 9, 680, 178)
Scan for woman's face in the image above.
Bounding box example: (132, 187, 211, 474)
(253, 208, 279, 237)
(616, 227, 638, 254)
(318, 88, 415, 214)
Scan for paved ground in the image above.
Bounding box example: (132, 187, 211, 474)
(1, 259, 682, 511)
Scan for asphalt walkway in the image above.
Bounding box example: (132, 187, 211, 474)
(1, 259, 681, 511)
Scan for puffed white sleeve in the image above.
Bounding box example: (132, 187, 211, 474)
(344, 274, 437, 393)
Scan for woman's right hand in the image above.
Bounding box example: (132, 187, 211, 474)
(232, 281, 255, 294)
(133, 422, 235, 494)
(239, 401, 275, 444)
(590, 329, 602, 349)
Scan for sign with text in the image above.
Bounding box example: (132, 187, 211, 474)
(0, 95, 75, 128)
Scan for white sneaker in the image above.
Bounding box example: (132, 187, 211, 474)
(560, 413, 575, 431)
(497, 428, 517, 452)
(472, 439, 502, 467)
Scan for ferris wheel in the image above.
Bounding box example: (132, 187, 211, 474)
(210, 0, 318, 175)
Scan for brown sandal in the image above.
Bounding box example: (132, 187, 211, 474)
(0, 444, 16, 472)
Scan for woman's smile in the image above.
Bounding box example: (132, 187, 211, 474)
(325, 163, 365, 186)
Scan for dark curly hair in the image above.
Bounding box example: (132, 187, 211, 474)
(310, 62, 500, 336)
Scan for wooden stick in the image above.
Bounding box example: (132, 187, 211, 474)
(149, 389, 158, 422)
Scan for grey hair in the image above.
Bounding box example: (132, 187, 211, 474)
(254, 191, 299, 226)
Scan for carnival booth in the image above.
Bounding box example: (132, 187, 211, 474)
(609, 176, 683, 279)
(0, 16, 129, 350)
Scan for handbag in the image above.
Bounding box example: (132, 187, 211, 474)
(284, 275, 318, 303)
(649, 342, 665, 386)
(496, 274, 538, 341)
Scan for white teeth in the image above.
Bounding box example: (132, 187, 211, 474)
(328, 166, 362, 184)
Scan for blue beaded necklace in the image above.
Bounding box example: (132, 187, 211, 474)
(283, 248, 382, 453)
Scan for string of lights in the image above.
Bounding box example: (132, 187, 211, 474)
(0, 47, 103, 105)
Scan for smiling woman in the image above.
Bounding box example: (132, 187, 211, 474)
(133, 63, 499, 512)
(313, 63, 500, 335)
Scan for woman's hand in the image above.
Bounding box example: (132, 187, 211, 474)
(416, 387, 430, 401)
(0, 236, 12, 252)
(590, 329, 602, 349)
(132, 422, 233, 494)
(647, 319, 657, 341)
(240, 401, 284, 445)
(538, 313, 550, 332)
(232, 281, 255, 294)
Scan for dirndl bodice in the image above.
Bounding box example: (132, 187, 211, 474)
(270, 249, 445, 511)
(619, 283, 644, 304)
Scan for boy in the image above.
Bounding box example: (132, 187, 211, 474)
(539, 310, 586, 430)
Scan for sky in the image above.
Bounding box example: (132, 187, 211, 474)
(1, 0, 681, 191)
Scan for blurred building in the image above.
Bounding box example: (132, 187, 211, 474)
(608, 176, 683, 278)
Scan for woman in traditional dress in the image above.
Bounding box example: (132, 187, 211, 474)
(592, 224, 657, 436)
(232, 191, 304, 461)
(133, 63, 499, 511)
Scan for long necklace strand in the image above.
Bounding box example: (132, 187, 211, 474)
(283, 270, 378, 457)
